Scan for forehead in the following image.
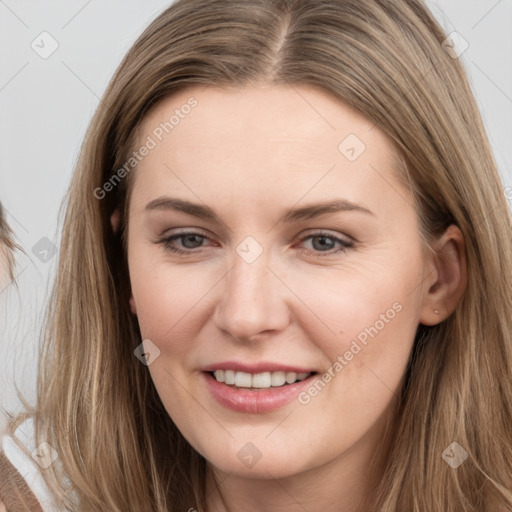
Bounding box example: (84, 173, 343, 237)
(138, 83, 394, 155)
(130, 84, 407, 216)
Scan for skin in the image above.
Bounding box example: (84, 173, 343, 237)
(125, 84, 466, 512)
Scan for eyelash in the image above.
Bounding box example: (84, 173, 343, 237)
(154, 230, 354, 257)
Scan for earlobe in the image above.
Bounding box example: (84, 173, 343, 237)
(419, 224, 467, 326)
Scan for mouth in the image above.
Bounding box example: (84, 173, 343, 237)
(202, 367, 319, 413)
(206, 369, 317, 390)
(200, 361, 319, 413)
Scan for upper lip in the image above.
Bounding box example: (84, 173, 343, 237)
(201, 361, 316, 374)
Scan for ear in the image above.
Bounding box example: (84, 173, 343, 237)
(418, 224, 467, 326)
(110, 209, 121, 234)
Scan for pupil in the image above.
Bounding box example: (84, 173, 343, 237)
(183, 234, 202, 248)
(314, 236, 334, 251)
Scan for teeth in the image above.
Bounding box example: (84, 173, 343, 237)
(224, 370, 235, 385)
(285, 372, 297, 384)
(271, 371, 286, 387)
(235, 371, 252, 388)
(252, 372, 272, 388)
(212, 370, 311, 388)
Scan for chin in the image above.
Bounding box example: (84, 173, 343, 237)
(197, 436, 317, 480)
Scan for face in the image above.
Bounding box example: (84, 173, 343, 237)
(126, 84, 430, 483)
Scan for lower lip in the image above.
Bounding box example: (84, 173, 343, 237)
(203, 371, 316, 413)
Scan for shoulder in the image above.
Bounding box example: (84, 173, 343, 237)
(0, 417, 55, 511)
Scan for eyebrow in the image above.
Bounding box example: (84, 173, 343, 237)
(144, 196, 375, 223)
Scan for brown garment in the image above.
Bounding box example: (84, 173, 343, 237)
(0, 453, 43, 512)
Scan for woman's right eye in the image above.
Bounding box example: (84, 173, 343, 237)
(155, 231, 210, 255)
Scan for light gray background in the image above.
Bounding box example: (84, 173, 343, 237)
(1, 0, 511, 424)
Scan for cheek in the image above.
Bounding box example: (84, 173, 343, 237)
(128, 255, 220, 356)
(286, 256, 422, 397)
(289, 276, 419, 442)
(292, 262, 417, 344)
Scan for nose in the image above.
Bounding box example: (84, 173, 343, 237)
(212, 248, 291, 342)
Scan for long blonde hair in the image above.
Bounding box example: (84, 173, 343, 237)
(27, 0, 512, 510)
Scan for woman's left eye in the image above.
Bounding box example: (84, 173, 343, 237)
(297, 233, 354, 256)
(154, 231, 354, 257)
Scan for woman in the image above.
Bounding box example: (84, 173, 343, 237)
(2, 0, 512, 510)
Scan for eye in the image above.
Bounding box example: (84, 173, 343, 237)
(296, 231, 354, 257)
(155, 231, 211, 255)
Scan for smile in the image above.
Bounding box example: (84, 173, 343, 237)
(211, 369, 312, 389)
(202, 369, 318, 413)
